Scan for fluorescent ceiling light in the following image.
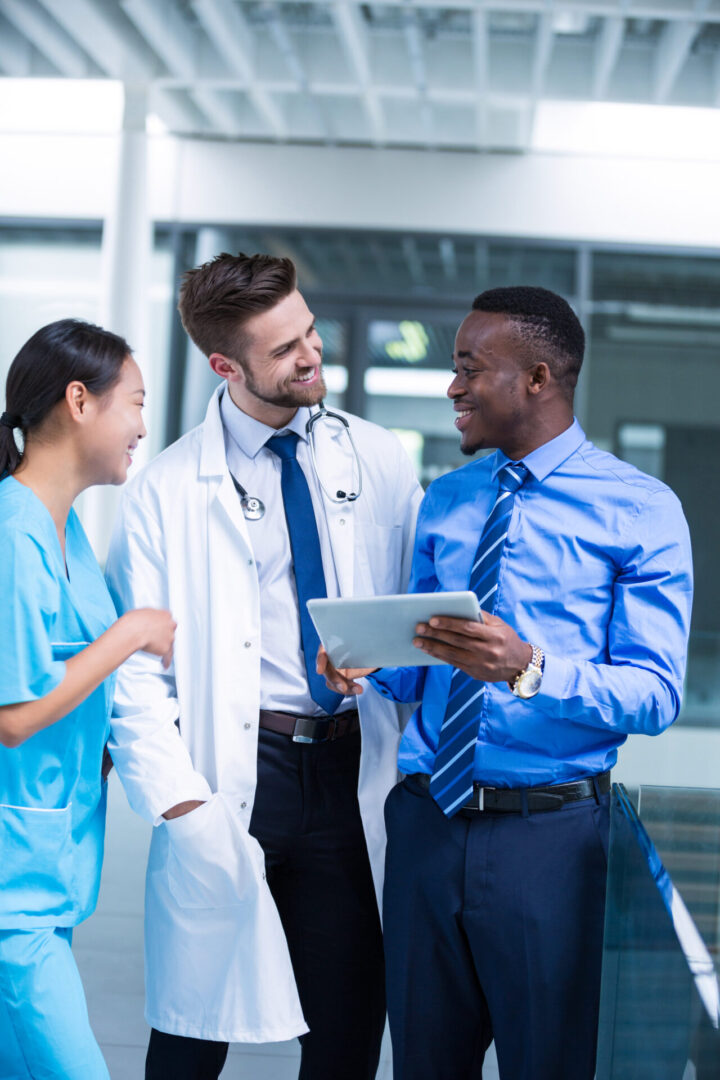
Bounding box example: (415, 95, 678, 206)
(323, 365, 348, 393)
(365, 368, 451, 398)
(0, 78, 124, 135)
(533, 101, 720, 163)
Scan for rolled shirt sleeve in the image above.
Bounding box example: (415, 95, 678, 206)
(536, 488, 693, 736)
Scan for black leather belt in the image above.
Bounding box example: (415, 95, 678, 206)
(411, 770, 611, 813)
(259, 709, 360, 744)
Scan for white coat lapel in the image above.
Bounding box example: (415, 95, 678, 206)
(311, 413, 356, 597)
(199, 386, 255, 560)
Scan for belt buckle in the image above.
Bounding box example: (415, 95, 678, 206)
(465, 785, 485, 812)
(292, 717, 319, 744)
(292, 717, 332, 744)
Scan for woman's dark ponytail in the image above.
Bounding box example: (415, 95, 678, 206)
(1, 319, 132, 477)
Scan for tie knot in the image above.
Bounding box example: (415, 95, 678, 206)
(497, 462, 529, 494)
(266, 431, 300, 461)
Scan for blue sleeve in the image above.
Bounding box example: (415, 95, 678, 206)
(536, 488, 693, 735)
(0, 529, 65, 704)
(367, 485, 443, 704)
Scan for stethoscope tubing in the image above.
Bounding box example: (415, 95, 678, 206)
(230, 402, 363, 519)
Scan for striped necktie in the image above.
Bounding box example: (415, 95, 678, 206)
(429, 462, 529, 816)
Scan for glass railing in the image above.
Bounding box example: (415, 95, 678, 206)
(596, 784, 720, 1079)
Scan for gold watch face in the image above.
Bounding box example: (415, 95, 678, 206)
(516, 667, 543, 699)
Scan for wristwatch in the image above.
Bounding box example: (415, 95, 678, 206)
(510, 645, 545, 700)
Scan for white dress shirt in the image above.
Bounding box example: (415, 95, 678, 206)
(220, 388, 353, 716)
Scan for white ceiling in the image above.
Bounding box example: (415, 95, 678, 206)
(0, 0, 719, 151)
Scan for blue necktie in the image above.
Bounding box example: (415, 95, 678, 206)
(430, 462, 530, 816)
(266, 432, 344, 716)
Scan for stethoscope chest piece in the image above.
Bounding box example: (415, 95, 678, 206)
(241, 496, 265, 521)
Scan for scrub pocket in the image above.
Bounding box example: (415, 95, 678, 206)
(0, 802, 77, 921)
(165, 793, 265, 910)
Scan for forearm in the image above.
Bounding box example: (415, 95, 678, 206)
(536, 654, 682, 736)
(0, 617, 143, 747)
(368, 664, 426, 704)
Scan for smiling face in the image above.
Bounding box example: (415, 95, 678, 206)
(448, 311, 536, 458)
(82, 355, 147, 485)
(212, 289, 326, 428)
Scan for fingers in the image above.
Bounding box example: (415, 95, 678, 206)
(316, 646, 328, 674)
(417, 616, 492, 640)
(413, 636, 474, 666)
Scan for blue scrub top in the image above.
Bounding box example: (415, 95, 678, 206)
(0, 476, 118, 928)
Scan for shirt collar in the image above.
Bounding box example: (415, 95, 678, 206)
(220, 387, 311, 460)
(491, 417, 586, 483)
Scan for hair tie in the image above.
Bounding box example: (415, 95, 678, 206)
(0, 412, 21, 429)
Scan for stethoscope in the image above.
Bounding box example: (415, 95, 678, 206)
(230, 402, 364, 521)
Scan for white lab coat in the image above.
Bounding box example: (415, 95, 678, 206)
(105, 388, 422, 1043)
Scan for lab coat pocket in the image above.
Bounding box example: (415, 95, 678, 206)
(165, 792, 264, 910)
(355, 522, 404, 595)
(0, 801, 77, 919)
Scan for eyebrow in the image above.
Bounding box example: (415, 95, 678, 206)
(270, 315, 316, 357)
(132, 388, 146, 398)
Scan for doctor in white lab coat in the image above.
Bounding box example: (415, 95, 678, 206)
(105, 252, 422, 1080)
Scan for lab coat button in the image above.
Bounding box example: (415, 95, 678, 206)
(244, 641, 252, 648)
(241, 801, 247, 809)
(244, 722, 251, 730)
(339, 518, 345, 525)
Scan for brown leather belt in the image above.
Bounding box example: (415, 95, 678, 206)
(411, 770, 611, 813)
(259, 709, 360, 744)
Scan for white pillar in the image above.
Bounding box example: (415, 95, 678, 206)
(179, 226, 228, 434)
(79, 84, 151, 563)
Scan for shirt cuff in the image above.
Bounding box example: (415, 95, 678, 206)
(533, 653, 572, 710)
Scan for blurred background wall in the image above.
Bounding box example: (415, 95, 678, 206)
(1, 0, 720, 789)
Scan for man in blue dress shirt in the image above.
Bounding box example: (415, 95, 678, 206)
(321, 286, 693, 1080)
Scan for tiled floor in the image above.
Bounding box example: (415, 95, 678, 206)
(75, 775, 500, 1079)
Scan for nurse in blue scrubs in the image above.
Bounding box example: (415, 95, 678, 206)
(0, 319, 176, 1080)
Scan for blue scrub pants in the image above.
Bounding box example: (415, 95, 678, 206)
(0, 926, 109, 1080)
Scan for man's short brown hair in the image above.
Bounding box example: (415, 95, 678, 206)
(178, 252, 297, 360)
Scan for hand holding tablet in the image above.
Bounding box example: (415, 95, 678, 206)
(309, 591, 482, 675)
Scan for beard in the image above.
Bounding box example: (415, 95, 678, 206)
(243, 366, 327, 409)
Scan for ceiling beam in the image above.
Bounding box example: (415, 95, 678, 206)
(653, 19, 699, 102)
(403, 8, 433, 145)
(332, 2, 385, 145)
(0, 14, 32, 75)
(0, 0, 89, 77)
(192, 0, 287, 138)
(261, 0, 332, 140)
(472, 9, 489, 147)
(33, 0, 154, 80)
(531, 11, 555, 100)
(592, 16, 624, 99)
(122, 0, 236, 132)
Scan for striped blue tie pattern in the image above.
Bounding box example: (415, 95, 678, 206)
(429, 462, 530, 816)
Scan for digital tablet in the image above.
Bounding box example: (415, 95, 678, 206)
(308, 591, 481, 669)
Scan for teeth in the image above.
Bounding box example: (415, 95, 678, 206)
(296, 371, 315, 383)
(456, 410, 472, 418)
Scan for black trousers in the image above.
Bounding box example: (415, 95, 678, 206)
(146, 728, 385, 1080)
(383, 775, 610, 1080)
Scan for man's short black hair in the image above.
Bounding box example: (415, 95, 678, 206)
(471, 286, 585, 397)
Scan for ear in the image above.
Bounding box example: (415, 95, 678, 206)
(65, 380, 90, 422)
(209, 352, 243, 382)
(527, 362, 550, 395)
